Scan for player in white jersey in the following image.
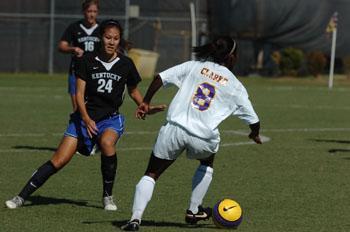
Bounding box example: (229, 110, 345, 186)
(121, 36, 261, 231)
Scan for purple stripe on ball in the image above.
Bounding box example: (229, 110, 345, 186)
(213, 201, 243, 228)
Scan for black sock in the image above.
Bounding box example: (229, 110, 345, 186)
(18, 161, 58, 200)
(101, 154, 117, 197)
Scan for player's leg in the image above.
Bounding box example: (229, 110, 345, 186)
(5, 136, 78, 209)
(185, 133, 219, 224)
(122, 122, 181, 231)
(99, 128, 119, 211)
(97, 114, 125, 210)
(186, 154, 215, 224)
(51, 136, 79, 168)
(133, 153, 176, 219)
(121, 153, 175, 231)
(130, 122, 181, 221)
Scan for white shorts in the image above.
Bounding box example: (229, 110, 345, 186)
(153, 122, 220, 160)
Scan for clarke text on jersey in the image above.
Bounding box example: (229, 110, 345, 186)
(200, 68, 228, 86)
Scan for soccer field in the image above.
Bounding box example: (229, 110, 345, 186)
(1, 73, 349, 232)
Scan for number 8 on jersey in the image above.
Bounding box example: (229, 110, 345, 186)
(192, 82, 216, 111)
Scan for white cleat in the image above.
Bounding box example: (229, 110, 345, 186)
(103, 196, 117, 211)
(5, 196, 24, 209)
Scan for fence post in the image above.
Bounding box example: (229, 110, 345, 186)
(124, 0, 130, 40)
(48, 0, 55, 75)
(190, 2, 196, 60)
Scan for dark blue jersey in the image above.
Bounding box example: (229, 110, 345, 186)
(60, 20, 101, 74)
(75, 52, 141, 122)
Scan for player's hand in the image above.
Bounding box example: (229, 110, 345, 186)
(84, 118, 98, 138)
(248, 132, 262, 144)
(74, 47, 84, 57)
(148, 104, 167, 115)
(136, 102, 150, 120)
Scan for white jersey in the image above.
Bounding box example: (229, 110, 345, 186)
(159, 60, 259, 140)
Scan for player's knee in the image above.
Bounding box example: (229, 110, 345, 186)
(51, 158, 66, 170)
(200, 160, 213, 168)
(51, 152, 73, 169)
(99, 138, 115, 151)
(199, 154, 215, 167)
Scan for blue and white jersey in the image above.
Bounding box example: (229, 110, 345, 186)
(159, 60, 259, 140)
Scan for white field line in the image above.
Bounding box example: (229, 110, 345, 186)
(1, 127, 350, 153)
(265, 86, 350, 92)
(1, 127, 349, 137)
(260, 104, 350, 110)
(1, 130, 269, 153)
(261, 128, 350, 132)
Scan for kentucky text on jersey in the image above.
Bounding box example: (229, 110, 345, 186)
(200, 68, 228, 85)
(92, 72, 122, 81)
(78, 36, 100, 43)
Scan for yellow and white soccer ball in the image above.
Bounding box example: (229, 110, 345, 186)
(212, 199, 243, 229)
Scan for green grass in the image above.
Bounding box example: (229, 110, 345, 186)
(0, 73, 350, 232)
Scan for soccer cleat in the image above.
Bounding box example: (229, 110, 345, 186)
(103, 196, 117, 211)
(121, 219, 140, 231)
(185, 205, 212, 224)
(5, 196, 24, 209)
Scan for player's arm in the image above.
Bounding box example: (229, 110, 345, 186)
(127, 85, 143, 106)
(59, 24, 84, 57)
(76, 77, 98, 138)
(143, 74, 163, 104)
(233, 86, 262, 144)
(135, 75, 165, 119)
(129, 80, 166, 119)
(58, 40, 84, 57)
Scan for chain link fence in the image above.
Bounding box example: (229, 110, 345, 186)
(0, 0, 207, 74)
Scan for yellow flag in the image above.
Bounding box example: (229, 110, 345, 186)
(326, 12, 338, 33)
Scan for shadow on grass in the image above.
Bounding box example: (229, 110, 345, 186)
(311, 139, 350, 158)
(113, 220, 216, 230)
(82, 219, 216, 230)
(13, 145, 57, 152)
(25, 195, 100, 209)
(312, 139, 350, 144)
(328, 148, 350, 154)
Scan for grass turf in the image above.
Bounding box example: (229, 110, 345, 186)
(0, 73, 349, 232)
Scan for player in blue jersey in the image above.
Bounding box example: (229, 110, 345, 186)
(58, 0, 101, 111)
(5, 19, 165, 211)
(121, 36, 262, 231)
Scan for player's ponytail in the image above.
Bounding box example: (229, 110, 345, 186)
(193, 43, 215, 61)
(193, 36, 237, 64)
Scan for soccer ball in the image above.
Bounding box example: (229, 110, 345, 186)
(212, 199, 243, 229)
